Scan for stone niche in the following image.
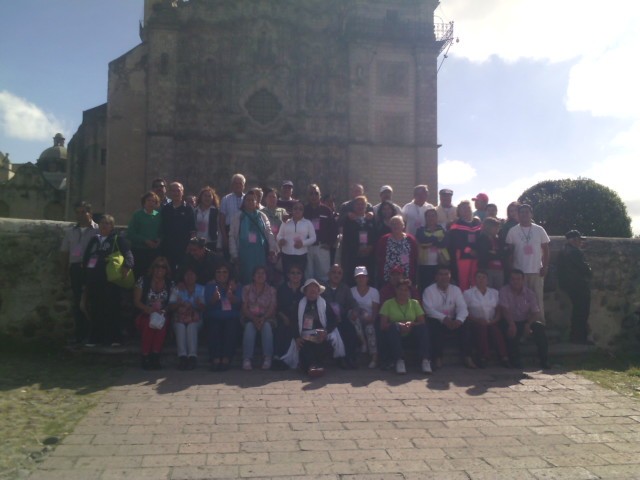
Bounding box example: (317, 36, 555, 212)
(1, 218, 640, 349)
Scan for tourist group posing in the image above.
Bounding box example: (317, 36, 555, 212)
(61, 174, 571, 378)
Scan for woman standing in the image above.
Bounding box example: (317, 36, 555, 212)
(341, 196, 376, 286)
(169, 266, 205, 370)
(241, 266, 277, 370)
(374, 200, 396, 240)
(277, 201, 316, 276)
(375, 215, 418, 288)
(194, 186, 220, 251)
(262, 188, 287, 237)
(82, 215, 134, 346)
(133, 257, 173, 369)
(229, 190, 277, 285)
(127, 191, 162, 279)
(448, 200, 482, 291)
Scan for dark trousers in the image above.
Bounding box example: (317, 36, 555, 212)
(564, 287, 591, 342)
(274, 324, 297, 358)
(206, 315, 239, 362)
(500, 320, 548, 366)
(299, 340, 332, 372)
(428, 317, 473, 360)
(85, 280, 122, 345)
(336, 320, 360, 360)
(382, 322, 430, 362)
(132, 247, 159, 279)
(418, 265, 439, 293)
(69, 264, 89, 343)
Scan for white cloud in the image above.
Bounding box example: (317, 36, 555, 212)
(0, 90, 65, 141)
(438, 159, 477, 186)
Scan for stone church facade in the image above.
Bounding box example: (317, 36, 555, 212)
(68, 0, 451, 221)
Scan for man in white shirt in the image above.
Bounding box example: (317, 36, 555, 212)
(218, 173, 246, 259)
(402, 184, 434, 236)
(505, 204, 550, 323)
(422, 265, 475, 369)
(435, 188, 457, 230)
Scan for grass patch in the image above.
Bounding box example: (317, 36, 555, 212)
(557, 350, 640, 399)
(0, 345, 124, 478)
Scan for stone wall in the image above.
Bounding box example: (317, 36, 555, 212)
(1, 218, 639, 348)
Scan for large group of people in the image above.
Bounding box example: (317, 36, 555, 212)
(59, 174, 594, 378)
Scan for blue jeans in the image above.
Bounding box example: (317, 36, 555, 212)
(243, 321, 274, 360)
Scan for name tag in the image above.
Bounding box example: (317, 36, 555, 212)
(359, 231, 368, 244)
(72, 245, 83, 257)
(221, 298, 232, 311)
(312, 218, 320, 230)
(468, 234, 476, 243)
(248, 232, 257, 244)
(303, 314, 314, 330)
(523, 244, 534, 255)
(400, 254, 409, 264)
(271, 224, 279, 235)
(87, 257, 98, 268)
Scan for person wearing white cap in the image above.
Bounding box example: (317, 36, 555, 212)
(373, 185, 402, 217)
(435, 188, 457, 229)
(350, 266, 380, 369)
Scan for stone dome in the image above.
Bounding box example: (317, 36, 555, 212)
(38, 133, 67, 162)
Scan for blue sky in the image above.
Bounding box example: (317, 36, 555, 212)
(1, 0, 639, 233)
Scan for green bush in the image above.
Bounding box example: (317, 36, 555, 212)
(519, 178, 632, 237)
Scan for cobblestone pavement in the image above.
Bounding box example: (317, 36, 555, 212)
(28, 365, 640, 479)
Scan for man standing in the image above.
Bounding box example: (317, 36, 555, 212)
(161, 182, 196, 271)
(151, 178, 170, 207)
(373, 185, 402, 216)
(277, 180, 298, 215)
(402, 185, 434, 237)
(60, 201, 98, 344)
(472, 192, 489, 221)
(435, 188, 457, 229)
(422, 266, 475, 369)
(499, 269, 550, 369)
(506, 204, 550, 322)
(219, 173, 246, 259)
(304, 184, 337, 283)
(557, 230, 592, 344)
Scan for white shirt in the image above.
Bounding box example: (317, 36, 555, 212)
(463, 286, 499, 323)
(195, 207, 211, 242)
(402, 201, 435, 236)
(350, 286, 380, 316)
(276, 218, 316, 255)
(220, 193, 244, 226)
(422, 283, 468, 323)
(506, 223, 550, 274)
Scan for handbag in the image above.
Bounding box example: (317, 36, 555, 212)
(106, 235, 135, 289)
(149, 312, 166, 330)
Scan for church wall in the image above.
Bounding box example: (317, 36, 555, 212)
(105, 45, 149, 223)
(67, 105, 108, 218)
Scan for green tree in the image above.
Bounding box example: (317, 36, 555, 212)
(518, 178, 632, 238)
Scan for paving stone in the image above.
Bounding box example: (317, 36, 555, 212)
(170, 465, 239, 479)
(529, 466, 600, 479)
(101, 467, 171, 479)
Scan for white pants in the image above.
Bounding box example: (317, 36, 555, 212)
(306, 245, 331, 283)
(174, 321, 202, 357)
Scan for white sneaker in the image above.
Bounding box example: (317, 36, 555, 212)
(421, 359, 432, 374)
(242, 359, 252, 371)
(261, 357, 272, 370)
(395, 359, 406, 374)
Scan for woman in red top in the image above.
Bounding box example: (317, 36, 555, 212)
(448, 200, 482, 290)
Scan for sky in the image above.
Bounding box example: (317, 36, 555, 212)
(1, 0, 639, 233)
